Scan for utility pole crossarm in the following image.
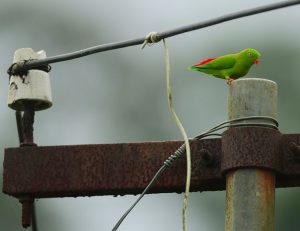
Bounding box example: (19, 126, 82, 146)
(3, 139, 223, 198)
(3, 133, 300, 199)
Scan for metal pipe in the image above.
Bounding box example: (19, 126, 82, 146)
(21, 102, 36, 146)
(225, 78, 277, 231)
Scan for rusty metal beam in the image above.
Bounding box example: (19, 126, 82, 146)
(2, 133, 300, 199)
(3, 139, 223, 198)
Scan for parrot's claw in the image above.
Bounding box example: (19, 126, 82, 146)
(226, 77, 234, 85)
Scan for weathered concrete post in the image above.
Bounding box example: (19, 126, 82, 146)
(225, 78, 277, 231)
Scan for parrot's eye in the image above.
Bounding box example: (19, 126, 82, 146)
(248, 52, 253, 57)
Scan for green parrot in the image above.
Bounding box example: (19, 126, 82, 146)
(189, 48, 261, 84)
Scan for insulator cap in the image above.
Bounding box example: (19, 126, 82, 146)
(7, 48, 52, 111)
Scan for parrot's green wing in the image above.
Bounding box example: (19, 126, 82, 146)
(198, 54, 237, 70)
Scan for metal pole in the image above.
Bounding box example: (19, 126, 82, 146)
(225, 78, 277, 231)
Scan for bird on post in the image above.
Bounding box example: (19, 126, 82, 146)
(189, 48, 261, 84)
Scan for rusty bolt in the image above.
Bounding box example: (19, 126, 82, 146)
(199, 149, 214, 166)
(288, 142, 300, 163)
(19, 197, 34, 228)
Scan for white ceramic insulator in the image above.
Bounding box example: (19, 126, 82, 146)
(7, 48, 52, 111)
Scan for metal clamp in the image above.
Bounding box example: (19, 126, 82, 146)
(221, 126, 282, 174)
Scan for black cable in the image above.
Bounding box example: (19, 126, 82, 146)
(159, 0, 300, 39)
(112, 165, 167, 231)
(111, 134, 222, 231)
(22, 39, 144, 68)
(8, 0, 300, 73)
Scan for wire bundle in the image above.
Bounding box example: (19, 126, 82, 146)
(111, 116, 278, 230)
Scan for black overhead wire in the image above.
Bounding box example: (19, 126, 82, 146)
(7, 0, 300, 75)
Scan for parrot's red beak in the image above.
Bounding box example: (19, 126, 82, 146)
(254, 58, 259, 64)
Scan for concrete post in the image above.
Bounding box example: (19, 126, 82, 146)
(225, 78, 277, 231)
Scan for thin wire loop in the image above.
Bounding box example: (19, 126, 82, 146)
(7, 60, 51, 79)
(141, 32, 161, 49)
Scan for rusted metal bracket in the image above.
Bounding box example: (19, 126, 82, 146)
(3, 127, 300, 199)
(222, 127, 300, 188)
(222, 127, 282, 173)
